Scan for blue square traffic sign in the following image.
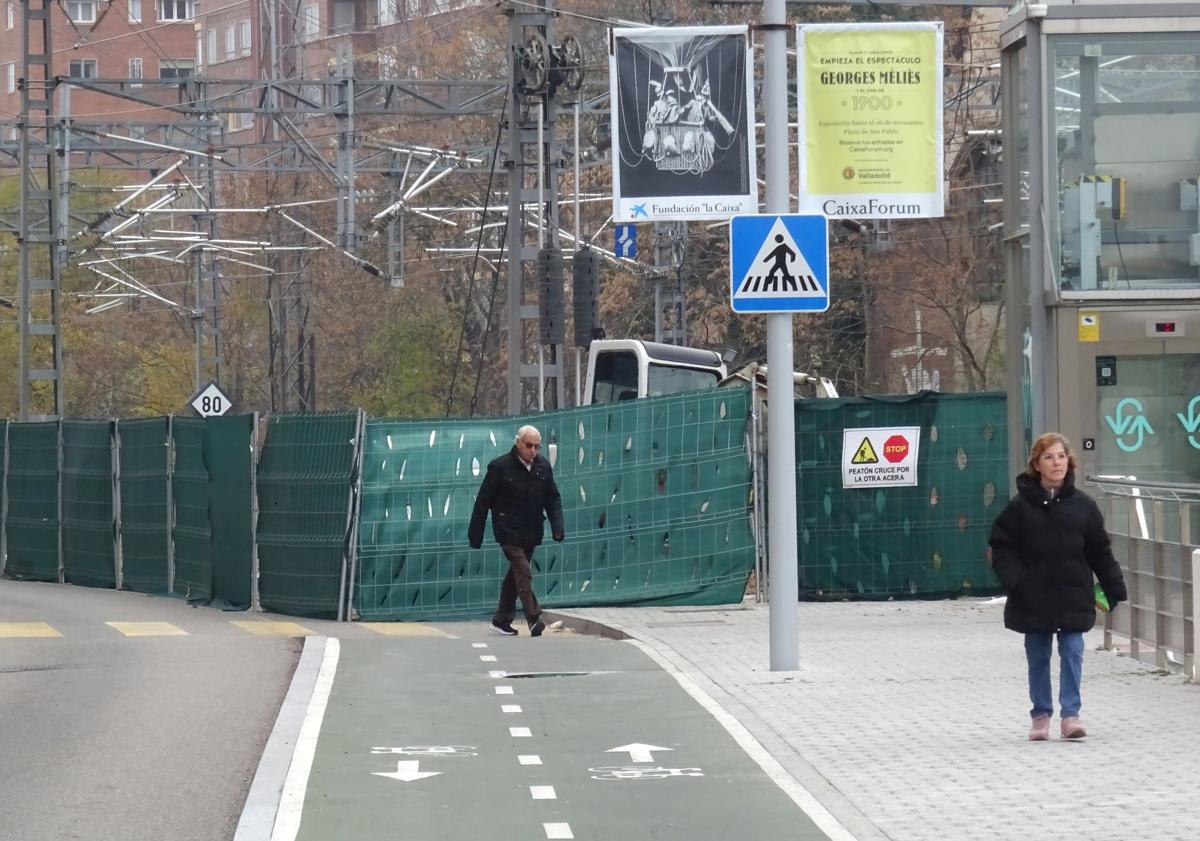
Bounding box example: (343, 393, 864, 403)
(729, 214, 829, 313)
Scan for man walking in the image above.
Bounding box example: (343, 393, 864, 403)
(468, 425, 564, 636)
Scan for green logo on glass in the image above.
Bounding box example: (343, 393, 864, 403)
(1104, 397, 1155, 453)
(1176, 396, 1200, 451)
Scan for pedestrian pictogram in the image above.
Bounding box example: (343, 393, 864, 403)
(729, 214, 830, 313)
(883, 435, 909, 463)
(851, 437, 879, 464)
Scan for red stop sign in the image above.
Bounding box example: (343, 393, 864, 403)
(883, 435, 909, 463)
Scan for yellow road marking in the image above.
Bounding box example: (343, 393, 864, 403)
(0, 622, 63, 638)
(231, 620, 314, 637)
(106, 621, 189, 637)
(360, 623, 448, 637)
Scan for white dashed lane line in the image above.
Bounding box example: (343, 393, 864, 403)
(474, 640, 572, 841)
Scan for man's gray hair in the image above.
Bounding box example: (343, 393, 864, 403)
(515, 424, 541, 444)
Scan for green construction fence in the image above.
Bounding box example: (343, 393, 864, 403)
(256, 412, 361, 619)
(3, 421, 61, 581)
(356, 389, 756, 621)
(794, 391, 1008, 599)
(0, 389, 1012, 619)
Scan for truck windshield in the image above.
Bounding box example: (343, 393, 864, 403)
(591, 350, 640, 403)
(646, 364, 721, 397)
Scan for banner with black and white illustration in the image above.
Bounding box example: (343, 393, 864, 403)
(609, 25, 757, 223)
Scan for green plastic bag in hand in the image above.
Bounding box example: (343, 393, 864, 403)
(1094, 583, 1111, 613)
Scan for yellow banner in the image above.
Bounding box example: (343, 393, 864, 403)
(800, 24, 943, 218)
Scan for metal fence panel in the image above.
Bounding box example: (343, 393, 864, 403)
(171, 417, 212, 601)
(3, 422, 61, 581)
(61, 420, 116, 588)
(794, 392, 1008, 599)
(256, 413, 359, 619)
(117, 417, 171, 594)
(356, 389, 755, 621)
(206, 415, 254, 609)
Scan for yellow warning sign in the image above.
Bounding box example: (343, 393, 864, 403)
(1078, 311, 1100, 343)
(851, 437, 879, 464)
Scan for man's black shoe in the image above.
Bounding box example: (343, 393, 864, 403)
(529, 619, 546, 638)
(490, 620, 518, 636)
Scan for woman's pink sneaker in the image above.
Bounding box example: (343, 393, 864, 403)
(1029, 715, 1051, 741)
(1061, 716, 1087, 739)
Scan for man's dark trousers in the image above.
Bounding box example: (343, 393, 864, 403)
(494, 544, 540, 628)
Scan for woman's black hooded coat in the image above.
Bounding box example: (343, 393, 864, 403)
(988, 471, 1127, 634)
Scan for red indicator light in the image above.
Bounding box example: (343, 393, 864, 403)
(1154, 322, 1177, 333)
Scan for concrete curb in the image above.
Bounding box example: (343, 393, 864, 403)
(233, 635, 328, 841)
(541, 609, 630, 640)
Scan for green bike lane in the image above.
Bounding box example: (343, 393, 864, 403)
(292, 626, 835, 841)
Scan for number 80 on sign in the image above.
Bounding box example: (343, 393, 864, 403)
(189, 381, 234, 417)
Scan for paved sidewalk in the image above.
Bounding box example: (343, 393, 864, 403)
(557, 598, 1199, 841)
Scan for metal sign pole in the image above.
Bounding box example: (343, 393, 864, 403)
(764, 0, 799, 671)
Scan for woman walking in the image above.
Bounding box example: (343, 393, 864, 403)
(988, 432, 1127, 741)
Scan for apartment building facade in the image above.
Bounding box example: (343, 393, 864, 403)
(1, 0, 199, 131)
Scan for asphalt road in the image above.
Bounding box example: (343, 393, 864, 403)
(0, 579, 299, 841)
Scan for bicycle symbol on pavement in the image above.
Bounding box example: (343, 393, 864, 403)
(371, 745, 478, 757)
(588, 766, 705, 781)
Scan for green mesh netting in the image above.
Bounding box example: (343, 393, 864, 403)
(116, 417, 170, 594)
(0, 420, 7, 571)
(794, 391, 1007, 598)
(3, 422, 60, 581)
(256, 413, 358, 619)
(61, 420, 115, 588)
(356, 389, 755, 621)
(168, 415, 255, 607)
(206, 415, 254, 609)
(171, 417, 212, 601)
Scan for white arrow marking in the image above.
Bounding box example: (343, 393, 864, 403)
(605, 743, 672, 763)
(372, 760, 442, 782)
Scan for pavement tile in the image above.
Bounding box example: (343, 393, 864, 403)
(562, 599, 1200, 841)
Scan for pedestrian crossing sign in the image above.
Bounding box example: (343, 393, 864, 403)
(729, 214, 829, 313)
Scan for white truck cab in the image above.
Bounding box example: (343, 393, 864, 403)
(583, 339, 728, 405)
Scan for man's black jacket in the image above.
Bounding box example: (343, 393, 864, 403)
(468, 446, 564, 549)
(988, 470, 1127, 634)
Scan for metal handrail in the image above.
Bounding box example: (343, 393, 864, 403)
(1089, 480, 1198, 681)
(1086, 474, 1200, 503)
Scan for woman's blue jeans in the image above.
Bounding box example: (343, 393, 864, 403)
(1024, 631, 1084, 719)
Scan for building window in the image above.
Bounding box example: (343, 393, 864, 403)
(225, 24, 235, 60)
(159, 58, 194, 79)
(377, 0, 394, 26)
(239, 19, 251, 56)
(227, 95, 254, 132)
(66, 0, 97, 23)
(196, 32, 203, 67)
(206, 29, 217, 64)
(68, 59, 98, 79)
(128, 57, 143, 87)
(300, 4, 319, 43)
(156, 0, 192, 21)
(7, 1, 15, 30)
(128, 0, 141, 22)
(6, 62, 15, 94)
